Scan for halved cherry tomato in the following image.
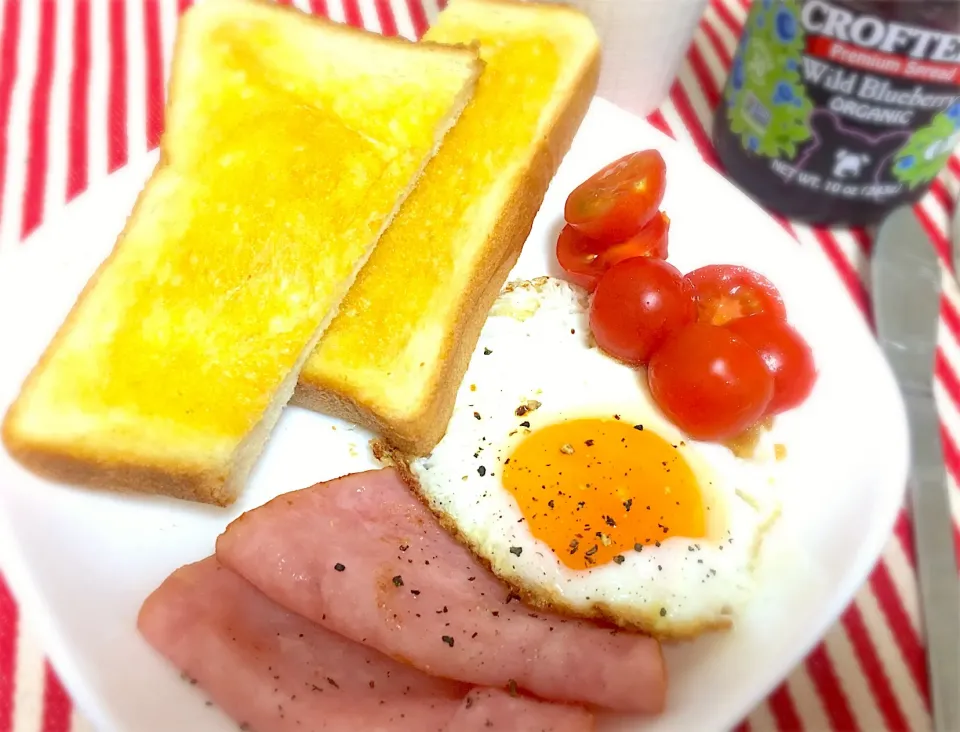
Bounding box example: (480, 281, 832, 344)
(685, 265, 786, 326)
(556, 212, 671, 291)
(564, 150, 666, 241)
(725, 314, 816, 415)
(647, 323, 774, 441)
(590, 257, 696, 365)
(556, 225, 605, 290)
(604, 210, 670, 263)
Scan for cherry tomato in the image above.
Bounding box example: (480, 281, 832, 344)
(725, 314, 816, 415)
(605, 210, 669, 263)
(556, 213, 671, 292)
(590, 257, 696, 365)
(647, 323, 774, 441)
(685, 265, 786, 326)
(556, 224, 606, 290)
(564, 150, 666, 241)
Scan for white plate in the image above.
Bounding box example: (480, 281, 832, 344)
(0, 98, 908, 732)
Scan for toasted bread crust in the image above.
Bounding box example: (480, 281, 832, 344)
(2, 0, 481, 505)
(2, 428, 230, 505)
(294, 18, 601, 456)
(0, 162, 235, 504)
(372, 440, 728, 641)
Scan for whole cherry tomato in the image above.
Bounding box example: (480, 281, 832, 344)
(725, 314, 816, 415)
(685, 265, 786, 326)
(564, 150, 666, 241)
(647, 323, 774, 441)
(590, 257, 696, 365)
(556, 212, 670, 291)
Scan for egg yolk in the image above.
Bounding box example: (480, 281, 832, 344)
(501, 418, 706, 569)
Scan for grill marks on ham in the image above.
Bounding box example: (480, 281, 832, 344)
(138, 557, 595, 731)
(216, 468, 666, 713)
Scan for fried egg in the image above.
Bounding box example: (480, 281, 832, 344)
(408, 277, 779, 639)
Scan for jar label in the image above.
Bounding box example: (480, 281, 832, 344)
(724, 0, 960, 204)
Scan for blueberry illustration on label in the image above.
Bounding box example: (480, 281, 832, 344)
(773, 82, 794, 105)
(893, 108, 960, 189)
(725, 0, 812, 160)
(774, 8, 796, 42)
(732, 58, 744, 91)
(948, 102, 960, 127)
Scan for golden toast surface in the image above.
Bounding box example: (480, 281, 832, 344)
(298, 0, 600, 452)
(3, 0, 480, 502)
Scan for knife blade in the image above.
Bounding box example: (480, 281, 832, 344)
(873, 206, 959, 732)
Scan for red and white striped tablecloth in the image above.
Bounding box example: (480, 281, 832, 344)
(0, 0, 956, 730)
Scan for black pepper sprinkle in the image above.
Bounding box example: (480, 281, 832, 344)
(660, 608, 667, 617)
(392, 575, 404, 587)
(468, 577, 476, 581)
(492, 611, 500, 617)
(334, 563, 345, 572)
(520, 421, 530, 428)
(624, 498, 633, 512)
(507, 680, 519, 697)
(442, 635, 455, 647)
(411, 589, 421, 595)
(634, 543, 644, 552)
(399, 544, 409, 552)
(369, 681, 375, 689)
(585, 439, 595, 446)
(327, 677, 340, 689)
(633, 424, 643, 431)
(569, 539, 579, 554)
(509, 546, 523, 557)
(655, 541, 661, 547)
(473, 412, 481, 420)
(585, 544, 598, 557)
(605, 515, 617, 527)
(613, 414, 621, 420)
(478, 466, 486, 476)
(548, 500, 555, 508)
(613, 555, 625, 565)
(483, 347, 492, 355)
(506, 592, 521, 604)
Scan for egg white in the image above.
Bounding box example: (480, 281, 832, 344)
(407, 277, 780, 639)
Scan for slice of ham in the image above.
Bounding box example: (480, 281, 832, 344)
(445, 690, 595, 732)
(216, 468, 666, 713)
(138, 557, 467, 732)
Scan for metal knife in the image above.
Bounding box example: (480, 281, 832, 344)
(873, 206, 960, 732)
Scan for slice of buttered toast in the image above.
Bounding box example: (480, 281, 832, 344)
(1, 0, 480, 506)
(295, 0, 600, 455)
